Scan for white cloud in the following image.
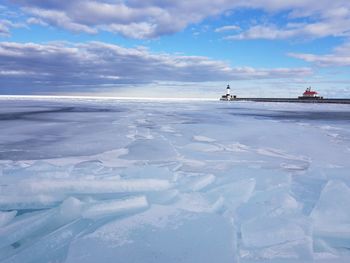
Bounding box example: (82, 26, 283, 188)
(13, 0, 240, 38)
(24, 7, 98, 34)
(0, 41, 312, 91)
(227, 1, 350, 40)
(26, 17, 48, 26)
(8, 0, 350, 39)
(289, 43, 350, 67)
(215, 25, 241, 33)
(0, 19, 27, 37)
(228, 19, 350, 40)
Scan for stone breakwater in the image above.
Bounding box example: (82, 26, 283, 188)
(222, 98, 350, 104)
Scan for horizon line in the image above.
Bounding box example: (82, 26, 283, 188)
(0, 95, 218, 102)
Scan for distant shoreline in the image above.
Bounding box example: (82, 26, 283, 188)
(0, 95, 217, 102)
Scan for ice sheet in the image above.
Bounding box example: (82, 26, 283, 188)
(1, 98, 350, 262)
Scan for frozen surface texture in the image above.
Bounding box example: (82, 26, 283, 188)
(1, 98, 350, 262)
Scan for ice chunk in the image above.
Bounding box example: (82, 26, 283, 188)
(189, 174, 216, 191)
(0, 197, 84, 250)
(280, 161, 310, 171)
(224, 142, 250, 152)
(291, 175, 326, 215)
(65, 206, 236, 263)
(146, 189, 179, 205)
(2, 219, 91, 263)
(3, 161, 69, 179)
(18, 178, 172, 195)
(311, 180, 350, 245)
(175, 193, 224, 213)
(192, 135, 216, 143)
(237, 187, 301, 222)
(0, 194, 63, 210)
(240, 215, 312, 261)
(241, 215, 311, 248)
(322, 168, 350, 187)
(240, 237, 313, 262)
(82, 196, 148, 219)
(208, 178, 256, 212)
(58, 197, 83, 223)
(71, 160, 104, 173)
(160, 125, 175, 133)
(120, 165, 174, 180)
(215, 166, 290, 191)
(70, 160, 117, 178)
(176, 173, 216, 192)
(182, 142, 221, 152)
(0, 211, 17, 227)
(0, 209, 57, 249)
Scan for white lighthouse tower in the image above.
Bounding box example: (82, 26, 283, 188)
(220, 84, 236, 100)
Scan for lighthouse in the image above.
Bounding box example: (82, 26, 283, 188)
(220, 84, 236, 101)
(226, 85, 231, 96)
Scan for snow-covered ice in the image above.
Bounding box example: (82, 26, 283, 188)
(1, 98, 350, 262)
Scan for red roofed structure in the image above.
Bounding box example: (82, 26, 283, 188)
(299, 87, 323, 99)
(303, 87, 317, 97)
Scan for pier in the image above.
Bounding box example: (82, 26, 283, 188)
(230, 98, 350, 104)
(220, 86, 350, 104)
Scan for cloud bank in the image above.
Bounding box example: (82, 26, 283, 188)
(0, 41, 312, 92)
(7, 0, 350, 40)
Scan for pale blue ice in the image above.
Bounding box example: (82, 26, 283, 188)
(1, 98, 350, 262)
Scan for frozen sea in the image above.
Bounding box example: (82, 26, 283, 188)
(1, 97, 350, 263)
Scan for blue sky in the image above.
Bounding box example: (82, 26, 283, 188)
(1, 1, 350, 98)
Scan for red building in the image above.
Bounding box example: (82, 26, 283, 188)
(299, 87, 323, 99)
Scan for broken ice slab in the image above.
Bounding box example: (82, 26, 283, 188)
(240, 237, 313, 262)
(0, 209, 57, 249)
(321, 168, 350, 187)
(0, 194, 63, 210)
(146, 189, 179, 205)
(0, 198, 83, 250)
(58, 196, 149, 222)
(0, 211, 17, 227)
(240, 214, 312, 262)
(175, 173, 216, 192)
(192, 135, 216, 143)
(207, 178, 256, 213)
(119, 165, 174, 180)
(188, 174, 216, 191)
(181, 142, 222, 152)
(70, 160, 104, 175)
(291, 175, 327, 216)
(214, 166, 291, 192)
(175, 193, 224, 214)
(16, 178, 172, 195)
(2, 219, 91, 263)
(70, 160, 120, 178)
(311, 180, 350, 247)
(82, 196, 148, 219)
(65, 205, 237, 263)
(241, 215, 311, 248)
(236, 186, 301, 223)
(2, 161, 70, 179)
(0, 196, 149, 254)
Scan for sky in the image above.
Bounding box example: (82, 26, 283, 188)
(1, 0, 350, 98)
